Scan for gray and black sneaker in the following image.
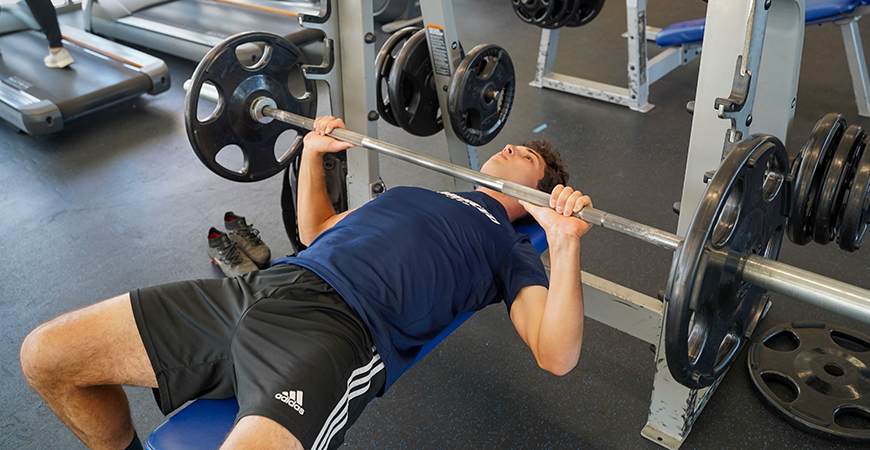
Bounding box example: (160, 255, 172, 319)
(224, 212, 272, 267)
(207, 227, 258, 277)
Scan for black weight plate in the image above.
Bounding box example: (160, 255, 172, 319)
(788, 113, 846, 245)
(666, 134, 789, 389)
(567, 0, 606, 27)
(388, 30, 443, 137)
(185, 31, 316, 182)
(839, 134, 870, 252)
(512, 0, 556, 25)
(748, 322, 870, 442)
(447, 44, 515, 147)
(375, 27, 419, 127)
(540, 0, 571, 29)
(814, 125, 865, 244)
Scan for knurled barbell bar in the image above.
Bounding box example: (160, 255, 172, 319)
(185, 32, 870, 389)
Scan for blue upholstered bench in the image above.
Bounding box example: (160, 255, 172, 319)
(145, 223, 549, 450)
(655, 0, 869, 47)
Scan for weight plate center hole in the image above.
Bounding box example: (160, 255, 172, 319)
(824, 363, 846, 377)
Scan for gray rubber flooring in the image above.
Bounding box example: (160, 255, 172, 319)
(3, 1, 870, 449)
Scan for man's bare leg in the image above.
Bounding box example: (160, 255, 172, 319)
(20, 293, 158, 450)
(221, 416, 305, 450)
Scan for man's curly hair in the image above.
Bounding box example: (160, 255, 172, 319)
(512, 139, 569, 225)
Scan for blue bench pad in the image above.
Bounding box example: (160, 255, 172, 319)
(655, 0, 862, 47)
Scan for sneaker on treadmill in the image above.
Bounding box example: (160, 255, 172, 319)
(224, 212, 272, 267)
(44, 48, 74, 69)
(207, 227, 259, 277)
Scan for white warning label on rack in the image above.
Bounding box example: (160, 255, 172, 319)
(426, 25, 451, 77)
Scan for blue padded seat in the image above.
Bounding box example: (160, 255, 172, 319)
(655, 0, 863, 47)
(146, 222, 549, 450)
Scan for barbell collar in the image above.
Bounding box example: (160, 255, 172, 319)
(259, 105, 870, 324)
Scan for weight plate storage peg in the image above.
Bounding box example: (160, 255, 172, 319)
(666, 134, 789, 389)
(375, 27, 419, 127)
(388, 30, 444, 137)
(447, 44, 515, 147)
(748, 322, 870, 442)
(839, 133, 870, 252)
(814, 124, 865, 245)
(788, 113, 846, 245)
(185, 31, 317, 182)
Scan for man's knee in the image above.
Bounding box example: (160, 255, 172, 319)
(20, 319, 65, 388)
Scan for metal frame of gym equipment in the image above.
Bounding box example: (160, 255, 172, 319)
(323, 1, 817, 449)
(320, 0, 482, 208)
(530, 0, 703, 113)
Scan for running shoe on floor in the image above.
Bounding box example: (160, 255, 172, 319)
(207, 227, 258, 277)
(224, 211, 272, 267)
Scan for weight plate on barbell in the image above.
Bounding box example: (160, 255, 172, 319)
(839, 134, 870, 252)
(814, 125, 865, 245)
(788, 113, 846, 245)
(184, 31, 317, 182)
(388, 29, 444, 137)
(447, 44, 515, 147)
(567, 0, 606, 27)
(748, 322, 870, 442)
(666, 134, 789, 389)
(512, 0, 557, 26)
(376, 27, 420, 128)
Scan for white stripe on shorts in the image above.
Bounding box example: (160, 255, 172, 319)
(311, 353, 385, 450)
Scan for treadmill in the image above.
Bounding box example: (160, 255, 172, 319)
(83, 0, 324, 62)
(0, 1, 170, 135)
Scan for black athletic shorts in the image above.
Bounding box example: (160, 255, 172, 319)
(130, 264, 386, 450)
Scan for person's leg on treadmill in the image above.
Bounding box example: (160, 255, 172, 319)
(23, 0, 74, 68)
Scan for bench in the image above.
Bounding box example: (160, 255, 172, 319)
(655, 0, 870, 116)
(144, 223, 548, 450)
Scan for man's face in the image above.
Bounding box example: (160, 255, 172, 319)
(480, 144, 546, 189)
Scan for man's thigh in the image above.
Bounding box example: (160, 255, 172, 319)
(23, 293, 157, 388)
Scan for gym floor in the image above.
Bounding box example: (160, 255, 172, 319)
(3, 1, 870, 449)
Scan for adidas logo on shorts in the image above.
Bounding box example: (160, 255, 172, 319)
(275, 390, 306, 415)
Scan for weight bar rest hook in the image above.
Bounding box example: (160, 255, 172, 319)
(248, 95, 870, 325)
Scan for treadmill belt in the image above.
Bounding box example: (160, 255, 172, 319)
(133, 0, 321, 43)
(0, 31, 151, 120)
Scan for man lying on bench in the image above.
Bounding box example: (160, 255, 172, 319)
(20, 115, 594, 450)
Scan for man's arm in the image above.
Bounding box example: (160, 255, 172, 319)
(297, 116, 356, 246)
(509, 186, 592, 375)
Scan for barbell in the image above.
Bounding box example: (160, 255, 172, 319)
(185, 32, 870, 389)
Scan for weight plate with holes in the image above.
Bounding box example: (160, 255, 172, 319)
(567, 0, 606, 27)
(540, 0, 574, 29)
(376, 27, 419, 127)
(748, 322, 870, 442)
(839, 134, 870, 252)
(788, 113, 846, 245)
(814, 125, 865, 244)
(388, 29, 443, 137)
(185, 31, 316, 182)
(447, 44, 515, 147)
(512, 0, 556, 26)
(665, 134, 789, 389)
